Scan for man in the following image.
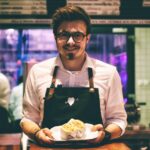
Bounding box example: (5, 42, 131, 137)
(0, 72, 10, 110)
(9, 76, 23, 132)
(0, 72, 11, 133)
(20, 5, 127, 145)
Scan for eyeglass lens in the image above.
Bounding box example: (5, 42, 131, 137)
(57, 32, 86, 42)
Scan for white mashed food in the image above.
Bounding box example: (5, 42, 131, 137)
(60, 118, 86, 140)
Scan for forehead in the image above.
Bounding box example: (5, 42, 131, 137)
(57, 20, 87, 33)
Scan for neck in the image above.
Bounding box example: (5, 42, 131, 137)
(60, 53, 86, 71)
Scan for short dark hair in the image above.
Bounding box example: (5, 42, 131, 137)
(52, 5, 91, 36)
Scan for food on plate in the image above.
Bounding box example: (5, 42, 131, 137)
(60, 118, 86, 140)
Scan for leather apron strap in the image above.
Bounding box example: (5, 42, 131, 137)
(49, 66, 95, 91)
(47, 66, 59, 99)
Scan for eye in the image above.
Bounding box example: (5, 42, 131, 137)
(57, 32, 70, 39)
(74, 32, 83, 38)
(73, 32, 85, 42)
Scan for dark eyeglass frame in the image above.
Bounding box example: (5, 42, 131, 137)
(56, 31, 87, 43)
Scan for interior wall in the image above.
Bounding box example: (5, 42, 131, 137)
(135, 28, 150, 127)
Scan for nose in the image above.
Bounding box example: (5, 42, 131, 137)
(67, 36, 75, 44)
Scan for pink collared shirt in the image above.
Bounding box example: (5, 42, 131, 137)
(21, 54, 127, 134)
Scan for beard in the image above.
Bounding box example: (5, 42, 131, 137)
(63, 44, 80, 60)
(66, 53, 74, 60)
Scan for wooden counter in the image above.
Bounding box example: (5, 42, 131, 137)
(30, 142, 131, 150)
(0, 133, 131, 150)
(2, 129, 150, 150)
(0, 133, 21, 150)
(118, 129, 150, 149)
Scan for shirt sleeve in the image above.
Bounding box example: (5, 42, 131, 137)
(8, 88, 16, 121)
(0, 73, 10, 110)
(21, 66, 41, 125)
(105, 68, 127, 135)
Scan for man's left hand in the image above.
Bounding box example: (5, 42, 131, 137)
(88, 124, 105, 144)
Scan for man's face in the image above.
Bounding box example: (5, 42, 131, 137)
(55, 20, 90, 60)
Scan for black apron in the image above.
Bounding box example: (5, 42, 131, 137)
(42, 66, 103, 129)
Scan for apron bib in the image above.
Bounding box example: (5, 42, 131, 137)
(42, 66, 103, 129)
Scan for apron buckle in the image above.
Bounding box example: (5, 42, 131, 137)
(89, 88, 95, 93)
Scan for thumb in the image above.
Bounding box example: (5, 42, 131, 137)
(91, 124, 103, 131)
(43, 128, 53, 138)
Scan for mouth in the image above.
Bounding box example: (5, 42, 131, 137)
(65, 48, 78, 52)
(63, 45, 80, 52)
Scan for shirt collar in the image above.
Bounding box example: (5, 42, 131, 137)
(82, 53, 95, 71)
(55, 55, 65, 70)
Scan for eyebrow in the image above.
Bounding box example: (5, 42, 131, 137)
(58, 29, 67, 32)
(58, 29, 85, 33)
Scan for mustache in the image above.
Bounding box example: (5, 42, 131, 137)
(63, 44, 80, 50)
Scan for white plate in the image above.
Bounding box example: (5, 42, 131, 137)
(50, 123, 98, 142)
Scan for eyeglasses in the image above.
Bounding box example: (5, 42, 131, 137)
(56, 31, 86, 43)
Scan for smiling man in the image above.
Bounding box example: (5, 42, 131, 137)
(56, 20, 89, 71)
(20, 5, 127, 146)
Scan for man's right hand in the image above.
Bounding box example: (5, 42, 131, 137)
(34, 128, 54, 145)
(20, 120, 54, 145)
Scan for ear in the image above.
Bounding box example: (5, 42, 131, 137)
(86, 34, 91, 44)
(55, 36, 58, 44)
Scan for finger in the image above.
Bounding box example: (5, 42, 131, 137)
(35, 130, 45, 144)
(36, 129, 54, 145)
(43, 128, 54, 139)
(88, 130, 105, 144)
(43, 136, 54, 144)
(91, 124, 103, 131)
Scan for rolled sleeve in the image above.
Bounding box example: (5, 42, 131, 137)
(21, 67, 41, 125)
(105, 68, 127, 135)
